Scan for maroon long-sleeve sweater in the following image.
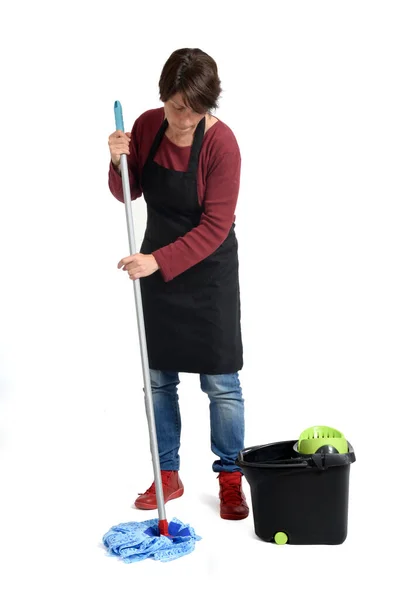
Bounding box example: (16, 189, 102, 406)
(108, 107, 241, 282)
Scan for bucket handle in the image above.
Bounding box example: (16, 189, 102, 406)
(236, 448, 309, 469)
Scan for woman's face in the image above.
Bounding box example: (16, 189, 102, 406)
(164, 93, 206, 133)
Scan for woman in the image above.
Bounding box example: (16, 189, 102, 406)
(108, 48, 248, 520)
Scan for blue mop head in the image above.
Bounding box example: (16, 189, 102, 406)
(102, 517, 201, 563)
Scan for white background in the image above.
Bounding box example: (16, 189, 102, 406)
(0, 1, 399, 597)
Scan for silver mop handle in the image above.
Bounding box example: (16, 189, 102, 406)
(115, 102, 166, 523)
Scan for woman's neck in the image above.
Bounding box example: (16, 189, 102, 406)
(164, 114, 218, 147)
(166, 125, 197, 147)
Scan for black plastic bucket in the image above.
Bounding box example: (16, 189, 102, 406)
(236, 440, 356, 545)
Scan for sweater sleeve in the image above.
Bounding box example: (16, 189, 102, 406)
(108, 119, 142, 202)
(152, 149, 241, 282)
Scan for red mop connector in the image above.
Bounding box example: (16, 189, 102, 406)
(158, 519, 169, 536)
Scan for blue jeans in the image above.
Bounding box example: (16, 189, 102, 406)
(149, 369, 245, 473)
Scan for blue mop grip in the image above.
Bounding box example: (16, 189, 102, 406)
(114, 100, 125, 132)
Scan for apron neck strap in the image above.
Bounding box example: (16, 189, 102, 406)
(188, 117, 205, 173)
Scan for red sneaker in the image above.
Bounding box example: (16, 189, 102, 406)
(218, 471, 249, 520)
(134, 470, 184, 510)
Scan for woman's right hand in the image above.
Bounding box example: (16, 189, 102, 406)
(108, 130, 131, 167)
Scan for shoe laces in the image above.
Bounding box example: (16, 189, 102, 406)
(140, 471, 172, 495)
(142, 482, 156, 495)
(219, 474, 243, 506)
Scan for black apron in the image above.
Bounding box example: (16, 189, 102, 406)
(140, 116, 243, 375)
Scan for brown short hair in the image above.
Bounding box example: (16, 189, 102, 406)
(159, 48, 222, 114)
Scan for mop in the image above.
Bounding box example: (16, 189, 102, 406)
(102, 101, 200, 563)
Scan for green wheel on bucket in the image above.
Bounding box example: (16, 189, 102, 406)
(274, 532, 288, 545)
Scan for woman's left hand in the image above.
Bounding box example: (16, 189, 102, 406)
(118, 253, 159, 280)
